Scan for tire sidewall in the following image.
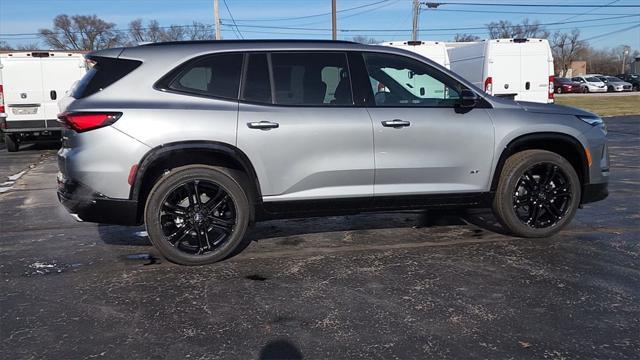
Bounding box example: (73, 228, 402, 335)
(144, 165, 250, 265)
(495, 151, 581, 238)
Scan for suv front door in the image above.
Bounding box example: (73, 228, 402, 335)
(357, 52, 495, 204)
(236, 52, 374, 212)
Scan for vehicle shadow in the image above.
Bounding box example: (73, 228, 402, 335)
(94, 209, 507, 247)
(15, 140, 61, 152)
(245, 208, 508, 242)
(258, 338, 303, 360)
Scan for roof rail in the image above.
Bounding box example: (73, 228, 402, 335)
(140, 39, 357, 47)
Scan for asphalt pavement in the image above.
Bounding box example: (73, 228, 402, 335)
(0, 117, 638, 359)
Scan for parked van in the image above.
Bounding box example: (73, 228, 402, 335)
(446, 38, 554, 103)
(0, 51, 86, 152)
(380, 40, 450, 68)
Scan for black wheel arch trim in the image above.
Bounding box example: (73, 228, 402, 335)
(129, 140, 263, 205)
(490, 132, 590, 193)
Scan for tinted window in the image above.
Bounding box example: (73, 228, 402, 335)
(270, 52, 353, 106)
(363, 52, 460, 107)
(169, 53, 242, 99)
(241, 53, 272, 104)
(72, 57, 141, 99)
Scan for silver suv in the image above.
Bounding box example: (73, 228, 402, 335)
(57, 40, 609, 265)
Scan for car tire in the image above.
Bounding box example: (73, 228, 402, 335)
(556, 88, 562, 94)
(492, 150, 581, 238)
(144, 165, 252, 265)
(607, 86, 613, 92)
(4, 134, 19, 152)
(583, 87, 589, 93)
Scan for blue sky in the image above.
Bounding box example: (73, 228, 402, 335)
(1, 0, 639, 49)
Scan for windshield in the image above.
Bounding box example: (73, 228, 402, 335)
(586, 77, 601, 82)
(607, 77, 622, 82)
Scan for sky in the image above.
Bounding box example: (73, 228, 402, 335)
(0, 0, 639, 50)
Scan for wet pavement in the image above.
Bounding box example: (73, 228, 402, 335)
(0, 117, 638, 359)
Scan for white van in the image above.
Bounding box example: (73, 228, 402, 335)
(379, 40, 450, 69)
(0, 51, 87, 152)
(446, 38, 554, 103)
(378, 40, 451, 98)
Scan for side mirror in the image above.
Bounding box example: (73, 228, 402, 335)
(458, 89, 479, 108)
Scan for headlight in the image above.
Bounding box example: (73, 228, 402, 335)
(578, 115, 606, 132)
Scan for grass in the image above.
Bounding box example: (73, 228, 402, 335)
(555, 94, 640, 117)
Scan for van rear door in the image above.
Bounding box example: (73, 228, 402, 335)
(519, 40, 553, 103)
(1, 54, 45, 124)
(487, 40, 521, 99)
(40, 54, 86, 124)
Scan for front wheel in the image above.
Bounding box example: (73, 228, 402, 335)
(492, 150, 581, 238)
(144, 165, 251, 265)
(556, 87, 562, 94)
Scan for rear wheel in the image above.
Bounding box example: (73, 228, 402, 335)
(4, 134, 19, 152)
(144, 165, 251, 265)
(556, 87, 562, 94)
(493, 150, 581, 238)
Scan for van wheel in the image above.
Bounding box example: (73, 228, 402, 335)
(493, 150, 581, 238)
(4, 134, 19, 152)
(144, 165, 251, 265)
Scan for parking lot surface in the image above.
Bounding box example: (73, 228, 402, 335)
(1, 116, 639, 359)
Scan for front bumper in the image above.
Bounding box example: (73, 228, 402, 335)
(582, 182, 608, 204)
(57, 172, 140, 226)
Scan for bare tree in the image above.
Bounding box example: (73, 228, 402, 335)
(486, 18, 549, 39)
(126, 19, 212, 45)
(38, 14, 122, 50)
(0, 41, 13, 51)
(551, 29, 586, 76)
(453, 33, 480, 42)
(352, 36, 380, 44)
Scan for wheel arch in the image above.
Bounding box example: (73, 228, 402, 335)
(130, 141, 262, 223)
(490, 132, 590, 192)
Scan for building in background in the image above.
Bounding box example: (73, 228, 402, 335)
(567, 61, 587, 77)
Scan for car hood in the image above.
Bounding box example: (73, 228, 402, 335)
(517, 101, 596, 117)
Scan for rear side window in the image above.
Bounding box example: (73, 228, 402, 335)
(72, 57, 142, 99)
(168, 53, 243, 99)
(270, 52, 353, 106)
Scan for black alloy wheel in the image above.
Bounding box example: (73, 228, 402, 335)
(159, 179, 236, 255)
(512, 163, 572, 229)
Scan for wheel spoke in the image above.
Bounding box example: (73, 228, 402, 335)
(159, 178, 237, 256)
(527, 205, 541, 226)
(167, 225, 192, 245)
(543, 165, 558, 186)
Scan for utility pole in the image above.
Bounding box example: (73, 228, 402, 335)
(621, 46, 630, 74)
(332, 0, 337, 40)
(214, 0, 221, 40)
(412, 0, 420, 41)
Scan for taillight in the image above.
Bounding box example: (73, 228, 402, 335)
(0, 85, 5, 113)
(57, 112, 122, 133)
(548, 75, 555, 101)
(484, 77, 493, 94)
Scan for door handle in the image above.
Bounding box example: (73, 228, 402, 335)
(50, 90, 57, 100)
(247, 121, 279, 129)
(381, 119, 411, 128)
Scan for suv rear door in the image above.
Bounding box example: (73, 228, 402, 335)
(356, 51, 494, 204)
(236, 52, 374, 210)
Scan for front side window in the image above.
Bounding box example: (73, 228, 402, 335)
(363, 52, 460, 107)
(270, 52, 353, 106)
(168, 53, 243, 99)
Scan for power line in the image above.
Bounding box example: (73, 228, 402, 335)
(217, 14, 639, 33)
(582, 23, 640, 41)
(229, 0, 392, 22)
(436, 2, 640, 7)
(222, 0, 243, 39)
(559, 0, 621, 22)
(429, 8, 630, 16)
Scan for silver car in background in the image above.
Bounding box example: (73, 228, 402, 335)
(596, 75, 633, 92)
(57, 40, 609, 265)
